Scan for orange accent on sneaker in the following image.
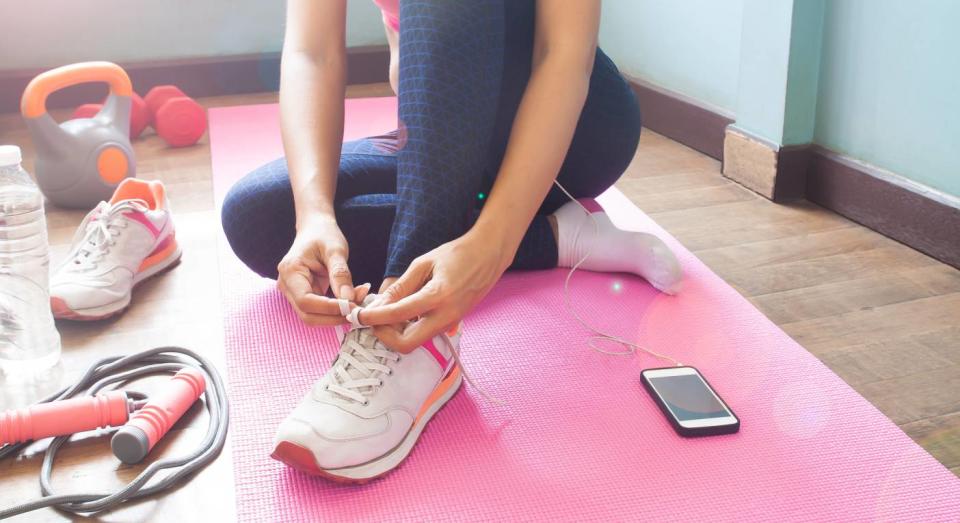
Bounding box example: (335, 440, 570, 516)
(50, 296, 129, 321)
(270, 441, 393, 484)
(110, 178, 166, 210)
(138, 234, 178, 273)
(50, 296, 74, 318)
(414, 365, 461, 425)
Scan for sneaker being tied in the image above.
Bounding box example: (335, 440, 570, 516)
(271, 294, 464, 483)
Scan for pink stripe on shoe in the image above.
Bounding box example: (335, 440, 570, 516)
(578, 198, 604, 213)
(147, 234, 174, 256)
(422, 339, 449, 370)
(124, 211, 162, 238)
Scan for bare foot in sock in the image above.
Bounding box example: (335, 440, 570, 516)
(552, 199, 683, 294)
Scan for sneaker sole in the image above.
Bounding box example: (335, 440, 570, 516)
(51, 242, 183, 321)
(271, 365, 463, 484)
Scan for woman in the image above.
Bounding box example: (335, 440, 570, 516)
(222, 0, 681, 482)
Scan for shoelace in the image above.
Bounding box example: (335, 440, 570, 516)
(325, 329, 399, 405)
(327, 310, 505, 405)
(438, 333, 502, 405)
(70, 200, 149, 270)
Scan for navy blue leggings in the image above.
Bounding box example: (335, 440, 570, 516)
(222, 0, 641, 289)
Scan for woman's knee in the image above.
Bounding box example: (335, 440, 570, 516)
(585, 53, 641, 148)
(550, 55, 641, 200)
(221, 159, 295, 278)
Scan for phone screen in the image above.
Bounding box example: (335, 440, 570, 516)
(647, 373, 729, 421)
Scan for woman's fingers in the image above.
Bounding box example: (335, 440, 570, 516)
(310, 268, 330, 296)
(371, 325, 410, 352)
(282, 266, 349, 316)
(279, 278, 345, 325)
(298, 311, 350, 326)
(373, 311, 453, 353)
(360, 260, 437, 325)
(378, 258, 433, 305)
(354, 282, 372, 304)
(282, 279, 352, 325)
(325, 248, 355, 302)
(361, 279, 445, 326)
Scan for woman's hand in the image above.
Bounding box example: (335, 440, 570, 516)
(359, 229, 512, 352)
(277, 216, 370, 326)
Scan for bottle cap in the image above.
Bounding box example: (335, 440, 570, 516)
(0, 145, 22, 167)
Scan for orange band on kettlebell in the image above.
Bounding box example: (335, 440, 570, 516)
(97, 147, 129, 184)
(21, 62, 133, 119)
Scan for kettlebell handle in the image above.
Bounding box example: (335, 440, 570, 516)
(21, 61, 132, 119)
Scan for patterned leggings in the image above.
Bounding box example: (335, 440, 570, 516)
(221, 0, 641, 289)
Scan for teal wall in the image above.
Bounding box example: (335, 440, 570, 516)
(815, 0, 960, 197)
(602, 0, 959, 198)
(0, 0, 387, 71)
(733, 0, 795, 143)
(733, 0, 825, 146)
(782, 0, 825, 145)
(599, 0, 743, 113)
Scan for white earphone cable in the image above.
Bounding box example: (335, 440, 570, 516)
(552, 180, 683, 367)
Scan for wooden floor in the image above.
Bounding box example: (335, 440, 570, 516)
(1, 83, 958, 521)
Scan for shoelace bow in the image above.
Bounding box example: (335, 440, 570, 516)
(71, 200, 149, 269)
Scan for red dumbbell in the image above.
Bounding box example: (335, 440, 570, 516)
(69, 92, 150, 139)
(144, 85, 207, 148)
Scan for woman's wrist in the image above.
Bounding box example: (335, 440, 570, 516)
(295, 206, 338, 233)
(290, 164, 338, 232)
(467, 215, 523, 272)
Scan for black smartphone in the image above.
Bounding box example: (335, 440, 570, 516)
(640, 366, 740, 437)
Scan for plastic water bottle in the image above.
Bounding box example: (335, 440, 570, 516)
(0, 145, 61, 377)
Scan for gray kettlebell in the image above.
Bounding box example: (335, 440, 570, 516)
(21, 61, 135, 209)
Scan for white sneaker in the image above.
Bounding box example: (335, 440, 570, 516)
(50, 179, 181, 320)
(272, 304, 463, 483)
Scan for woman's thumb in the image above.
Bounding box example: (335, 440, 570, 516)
(325, 249, 355, 302)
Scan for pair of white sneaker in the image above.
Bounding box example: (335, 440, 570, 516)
(50, 179, 181, 320)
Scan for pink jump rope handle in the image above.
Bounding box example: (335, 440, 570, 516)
(0, 391, 130, 445)
(111, 368, 205, 464)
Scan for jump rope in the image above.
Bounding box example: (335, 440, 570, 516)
(0, 183, 675, 519)
(0, 347, 229, 519)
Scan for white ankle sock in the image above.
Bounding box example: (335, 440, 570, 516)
(553, 199, 683, 294)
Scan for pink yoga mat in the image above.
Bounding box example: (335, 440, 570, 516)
(209, 99, 960, 522)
